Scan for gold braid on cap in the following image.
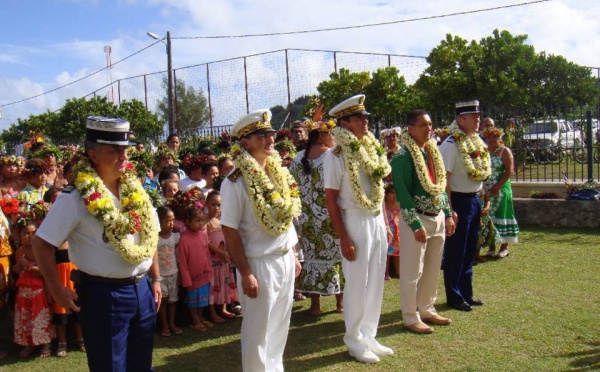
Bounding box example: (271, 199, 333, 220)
(236, 120, 272, 138)
(333, 103, 366, 118)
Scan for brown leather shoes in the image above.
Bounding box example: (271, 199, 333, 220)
(422, 314, 452, 326)
(403, 321, 434, 334)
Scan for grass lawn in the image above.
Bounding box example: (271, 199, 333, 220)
(0, 226, 598, 371)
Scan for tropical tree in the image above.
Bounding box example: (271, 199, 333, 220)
(316, 68, 371, 110)
(156, 78, 211, 136)
(364, 66, 411, 128)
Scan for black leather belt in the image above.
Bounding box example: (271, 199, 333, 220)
(71, 270, 146, 285)
(416, 209, 439, 217)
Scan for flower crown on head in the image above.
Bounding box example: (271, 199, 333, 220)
(168, 186, 206, 211)
(182, 154, 210, 172)
(0, 155, 25, 167)
(308, 119, 336, 133)
(481, 127, 504, 138)
(434, 127, 450, 137)
(380, 127, 402, 138)
(31, 145, 61, 162)
(153, 146, 179, 165)
(28, 200, 50, 221)
(0, 197, 20, 215)
(274, 140, 297, 158)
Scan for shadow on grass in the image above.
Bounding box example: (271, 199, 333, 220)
(155, 307, 403, 371)
(559, 341, 600, 371)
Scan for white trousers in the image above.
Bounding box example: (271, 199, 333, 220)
(341, 210, 387, 351)
(237, 249, 295, 372)
(398, 211, 445, 326)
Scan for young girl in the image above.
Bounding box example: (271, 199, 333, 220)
(205, 191, 237, 323)
(17, 159, 49, 207)
(177, 205, 214, 332)
(53, 240, 85, 357)
(12, 219, 55, 358)
(161, 179, 180, 204)
(0, 155, 26, 197)
(384, 183, 400, 280)
(156, 206, 183, 337)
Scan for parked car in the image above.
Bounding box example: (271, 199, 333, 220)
(523, 119, 578, 149)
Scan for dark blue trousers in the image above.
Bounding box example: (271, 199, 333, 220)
(443, 192, 481, 305)
(76, 277, 156, 372)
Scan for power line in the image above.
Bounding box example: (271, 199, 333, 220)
(175, 0, 552, 40)
(0, 40, 163, 108)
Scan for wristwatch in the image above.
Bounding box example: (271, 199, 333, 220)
(150, 276, 163, 283)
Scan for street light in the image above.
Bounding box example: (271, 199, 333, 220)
(147, 31, 175, 135)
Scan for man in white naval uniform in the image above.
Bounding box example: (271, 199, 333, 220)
(324, 94, 393, 364)
(221, 109, 302, 372)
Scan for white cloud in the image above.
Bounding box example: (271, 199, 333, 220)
(1, 0, 599, 131)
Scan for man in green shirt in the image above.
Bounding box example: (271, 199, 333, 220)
(391, 109, 456, 334)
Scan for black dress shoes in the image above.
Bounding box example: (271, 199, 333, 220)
(449, 302, 473, 312)
(466, 298, 484, 306)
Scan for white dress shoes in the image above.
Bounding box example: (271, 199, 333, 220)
(367, 339, 394, 356)
(349, 348, 380, 364)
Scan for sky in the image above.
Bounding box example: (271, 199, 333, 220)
(0, 0, 599, 131)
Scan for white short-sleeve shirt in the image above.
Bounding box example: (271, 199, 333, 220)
(323, 147, 376, 211)
(36, 189, 155, 278)
(178, 177, 207, 191)
(220, 176, 298, 258)
(439, 137, 482, 193)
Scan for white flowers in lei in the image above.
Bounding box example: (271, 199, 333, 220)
(231, 145, 301, 236)
(331, 126, 391, 211)
(400, 132, 446, 195)
(448, 121, 491, 181)
(73, 159, 158, 264)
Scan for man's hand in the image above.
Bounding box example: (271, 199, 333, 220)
(445, 217, 456, 236)
(52, 285, 81, 312)
(413, 227, 427, 243)
(241, 273, 259, 298)
(340, 236, 356, 261)
(151, 282, 162, 313)
(294, 257, 302, 278)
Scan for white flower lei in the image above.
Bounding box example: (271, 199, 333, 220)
(72, 159, 158, 264)
(231, 144, 301, 236)
(448, 121, 491, 181)
(400, 132, 446, 195)
(331, 126, 391, 211)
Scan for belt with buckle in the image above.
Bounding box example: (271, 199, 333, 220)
(74, 270, 147, 285)
(452, 191, 480, 198)
(416, 209, 439, 217)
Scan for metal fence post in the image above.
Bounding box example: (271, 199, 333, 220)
(117, 80, 121, 105)
(285, 49, 292, 127)
(143, 75, 148, 110)
(333, 51, 337, 72)
(586, 110, 593, 181)
(244, 57, 249, 114)
(207, 64, 213, 128)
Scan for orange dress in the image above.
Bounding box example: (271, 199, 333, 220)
(13, 256, 55, 346)
(53, 249, 77, 317)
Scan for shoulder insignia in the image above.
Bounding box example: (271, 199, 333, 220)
(227, 168, 243, 182)
(62, 184, 75, 194)
(446, 135, 455, 143)
(332, 145, 343, 157)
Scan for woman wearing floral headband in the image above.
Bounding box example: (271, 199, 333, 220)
(0, 155, 26, 197)
(290, 119, 344, 316)
(481, 127, 519, 258)
(381, 127, 402, 158)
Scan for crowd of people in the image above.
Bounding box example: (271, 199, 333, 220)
(0, 95, 520, 370)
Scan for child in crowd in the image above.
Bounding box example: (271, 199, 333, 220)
(17, 159, 49, 207)
(201, 162, 219, 195)
(205, 191, 236, 323)
(177, 205, 214, 332)
(12, 219, 55, 358)
(217, 156, 234, 176)
(0, 155, 26, 197)
(156, 206, 183, 337)
(43, 186, 63, 205)
(384, 183, 400, 280)
(161, 179, 180, 204)
(53, 239, 85, 357)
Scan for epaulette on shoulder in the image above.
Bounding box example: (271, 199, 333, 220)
(446, 136, 455, 143)
(332, 145, 343, 157)
(62, 184, 75, 194)
(227, 168, 242, 182)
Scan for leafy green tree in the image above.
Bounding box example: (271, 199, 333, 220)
(316, 68, 371, 111)
(116, 100, 163, 143)
(415, 29, 598, 115)
(156, 78, 210, 136)
(364, 66, 411, 128)
(49, 96, 117, 143)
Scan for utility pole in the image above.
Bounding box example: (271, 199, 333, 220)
(166, 31, 174, 135)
